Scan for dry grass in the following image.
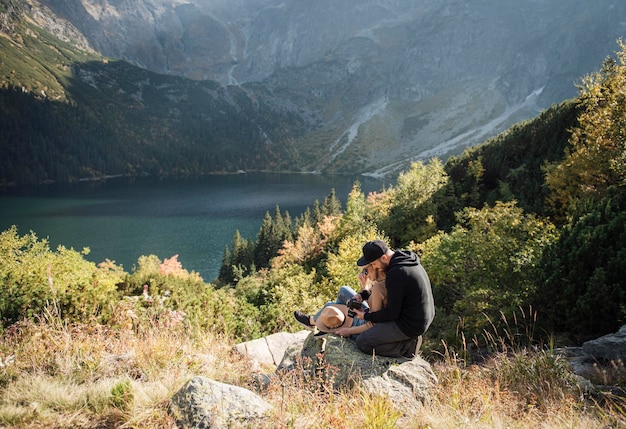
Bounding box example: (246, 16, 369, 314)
(1, 312, 625, 429)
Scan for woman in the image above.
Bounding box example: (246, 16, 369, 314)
(294, 266, 387, 339)
(334, 266, 386, 338)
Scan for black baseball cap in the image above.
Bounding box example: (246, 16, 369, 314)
(356, 240, 389, 266)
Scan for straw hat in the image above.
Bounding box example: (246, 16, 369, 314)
(315, 304, 352, 333)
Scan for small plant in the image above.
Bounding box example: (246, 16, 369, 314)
(490, 348, 578, 410)
(359, 391, 402, 429)
(110, 378, 133, 411)
(475, 307, 539, 356)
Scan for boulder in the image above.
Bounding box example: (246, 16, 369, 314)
(169, 376, 273, 429)
(361, 358, 438, 405)
(557, 324, 626, 395)
(582, 324, 626, 362)
(278, 332, 437, 405)
(234, 330, 311, 370)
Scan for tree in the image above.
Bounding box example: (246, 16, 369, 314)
(320, 188, 342, 218)
(218, 245, 233, 284)
(375, 159, 449, 247)
(545, 41, 626, 216)
(218, 230, 255, 285)
(336, 181, 370, 240)
(254, 206, 293, 269)
(294, 207, 313, 233)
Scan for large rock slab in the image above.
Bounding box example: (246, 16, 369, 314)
(235, 330, 310, 369)
(278, 332, 437, 405)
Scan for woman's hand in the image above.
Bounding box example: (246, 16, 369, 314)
(357, 270, 369, 288)
(334, 327, 351, 337)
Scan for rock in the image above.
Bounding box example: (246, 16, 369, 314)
(169, 376, 273, 429)
(278, 332, 437, 405)
(582, 325, 626, 362)
(557, 324, 626, 395)
(362, 358, 438, 405)
(234, 330, 310, 369)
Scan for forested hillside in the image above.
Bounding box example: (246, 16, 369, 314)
(5, 0, 626, 186)
(0, 0, 309, 185)
(0, 73, 306, 184)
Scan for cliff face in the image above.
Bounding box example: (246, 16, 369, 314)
(25, 0, 626, 174)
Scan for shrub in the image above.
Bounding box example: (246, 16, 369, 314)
(534, 189, 626, 339)
(0, 226, 124, 326)
(418, 202, 558, 344)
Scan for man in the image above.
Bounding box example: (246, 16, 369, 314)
(349, 239, 435, 358)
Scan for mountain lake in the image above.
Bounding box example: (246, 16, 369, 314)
(0, 173, 385, 282)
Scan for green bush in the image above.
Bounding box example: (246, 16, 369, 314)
(0, 226, 124, 326)
(534, 189, 626, 339)
(418, 202, 558, 343)
(117, 254, 263, 341)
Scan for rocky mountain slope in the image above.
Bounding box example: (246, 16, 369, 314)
(4, 0, 626, 180)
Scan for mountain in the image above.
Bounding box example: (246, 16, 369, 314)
(2, 0, 626, 184)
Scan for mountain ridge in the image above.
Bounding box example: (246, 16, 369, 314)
(2, 0, 626, 183)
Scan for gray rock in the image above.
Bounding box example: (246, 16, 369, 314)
(234, 330, 310, 369)
(362, 358, 438, 405)
(582, 324, 626, 362)
(278, 332, 437, 405)
(557, 324, 626, 395)
(169, 376, 273, 429)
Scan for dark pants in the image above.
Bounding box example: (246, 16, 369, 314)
(355, 321, 422, 358)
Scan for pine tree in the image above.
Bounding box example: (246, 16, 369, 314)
(294, 207, 313, 235)
(218, 230, 255, 285)
(218, 245, 232, 284)
(312, 200, 323, 225)
(254, 206, 295, 269)
(321, 188, 342, 218)
(254, 211, 278, 269)
(283, 210, 293, 242)
(231, 230, 254, 269)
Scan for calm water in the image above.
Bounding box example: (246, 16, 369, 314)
(0, 174, 384, 281)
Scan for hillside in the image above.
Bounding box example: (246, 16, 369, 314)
(0, 0, 310, 184)
(39, 0, 626, 175)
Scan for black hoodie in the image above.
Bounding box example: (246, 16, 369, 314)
(364, 250, 435, 337)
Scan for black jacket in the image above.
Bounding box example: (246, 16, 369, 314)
(364, 250, 435, 337)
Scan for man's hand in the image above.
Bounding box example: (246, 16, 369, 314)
(353, 308, 366, 320)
